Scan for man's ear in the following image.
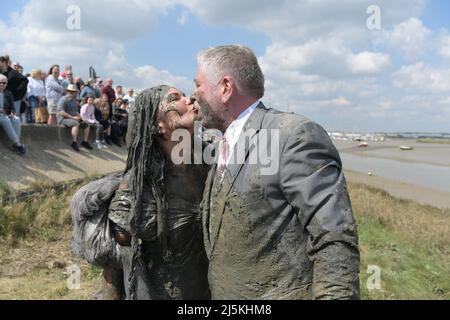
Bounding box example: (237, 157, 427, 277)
(221, 76, 234, 104)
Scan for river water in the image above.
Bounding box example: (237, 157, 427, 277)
(340, 153, 450, 193)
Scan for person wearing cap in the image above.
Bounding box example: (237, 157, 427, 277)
(57, 84, 92, 152)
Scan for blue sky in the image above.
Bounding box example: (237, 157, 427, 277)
(1, 0, 449, 132)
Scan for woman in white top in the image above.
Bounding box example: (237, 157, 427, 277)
(27, 69, 46, 124)
(45, 65, 65, 125)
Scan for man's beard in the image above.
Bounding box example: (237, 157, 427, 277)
(196, 96, 225, 131)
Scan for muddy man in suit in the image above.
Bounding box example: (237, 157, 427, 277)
(194, 45, 360, 300)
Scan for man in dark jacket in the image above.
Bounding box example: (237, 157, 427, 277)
(0, 56, 28, 116)
(0, 73, 26, 155)
(195, 45, 360, 300)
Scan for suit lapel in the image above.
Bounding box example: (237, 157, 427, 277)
(202, 159, 217, 258)
(223, 103, 268, 196)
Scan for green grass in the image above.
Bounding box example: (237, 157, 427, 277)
(357, 212, 449, 299)
(350, 183, 450, 300)
(0, 175, 103, 245)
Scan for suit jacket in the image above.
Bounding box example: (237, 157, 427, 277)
(202, 103, 360, 300)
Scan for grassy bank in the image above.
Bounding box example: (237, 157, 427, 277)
(417, 138, 450, 145)
(0, 178, 449, 300)
(349, 183, 450, 300)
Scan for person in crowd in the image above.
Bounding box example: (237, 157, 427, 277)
(12, 62, 23, 74)
(0, 74, 26, 155)
(95, 78, 104, 92)
(112, 99, 129, 144)
(94, 97, 110, 148)
(112, 97, 123, 113)
(0, 55, 29, 118)
(45, 65, 65, 125)
(80, 95, 107, 149)
(80, 79, 100, 101)
(97, 93, 113, 145)
(62, 69, 74, 89)
(57, 84, 92, 152)
(115, 85, 124, 99)
(74, 76, 83, 102)
(123, 88, 135, 109)
(102, 78, 116, 105)
(26, 69, 46, 124)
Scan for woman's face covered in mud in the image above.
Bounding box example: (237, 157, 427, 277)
(157, 87, 199, 140)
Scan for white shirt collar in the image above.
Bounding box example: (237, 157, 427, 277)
(223, 100, 260, 163)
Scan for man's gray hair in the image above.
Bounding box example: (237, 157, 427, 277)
(197, 45, 265, 99)
(0, 74, 7, 82)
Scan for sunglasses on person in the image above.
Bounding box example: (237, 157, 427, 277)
(0, 82, 7, 85)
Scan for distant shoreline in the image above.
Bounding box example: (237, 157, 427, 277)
(335, 139, 450, 209)
(344, 170, 450, 210)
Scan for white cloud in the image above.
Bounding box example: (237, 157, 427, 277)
(376, 17, 432, 60)
(347, 51, 390, 74)
(261, 40, 390, 80)
(439, 35, 450, 59)
(184, 0, 426, 42)
(392, 62, 450, 93)
(0, 0, 192, 92)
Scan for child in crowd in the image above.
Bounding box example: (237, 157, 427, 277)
(80, 96, 107, 148)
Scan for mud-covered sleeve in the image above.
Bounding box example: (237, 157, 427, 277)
(108, 175, 132, 234)
(108, 173, 158, 242)
(279, 120, 360, 300)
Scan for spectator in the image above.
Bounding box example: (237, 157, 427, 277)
(112, 99, 128, 144)
(80, 95, 107, 149)
(97, 93, 113, 145)
(62, 70, 74, 89)
(80, 79, 100, 101)
(57, 84, 92, 152)
(101, 78, 116, 105)
(123, 88, 135, 109)
(94, 97, 110, 146)
(0, 55, 29, 117)
(26, 69, 46, 124)
(112, 97, 123, 113)
(12, 62, 21, 73)
(0, 74, 26, 155)
(74, 76, 83, 102)
(95, 78, 104, 92)
(45, 65, 65, 125)
(115, 85, 124, 99)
